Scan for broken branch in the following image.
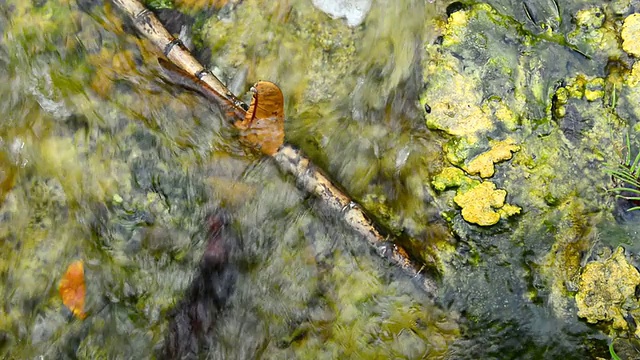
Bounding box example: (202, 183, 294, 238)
(110, 0, 438, 297)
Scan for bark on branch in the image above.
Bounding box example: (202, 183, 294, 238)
(110, 0, 438, 297)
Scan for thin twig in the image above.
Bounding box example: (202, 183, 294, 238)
(110, 0, 438, 297)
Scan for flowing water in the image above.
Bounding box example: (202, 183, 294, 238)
(0, 0, 635, 358)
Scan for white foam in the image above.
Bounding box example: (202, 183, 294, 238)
(311, 0, 372, 27)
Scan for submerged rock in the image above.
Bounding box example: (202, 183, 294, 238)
(160, 212, 238, 359)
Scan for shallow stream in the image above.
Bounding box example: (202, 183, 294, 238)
(1, 0, 640, 358)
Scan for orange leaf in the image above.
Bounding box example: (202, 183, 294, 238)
(234, 81, 285, 156)
(59, 260, 87, 320)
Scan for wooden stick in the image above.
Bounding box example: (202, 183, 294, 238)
(274, 145, 439, 295)
(110, 0, 438, 297)
(111, 0, 247, 114)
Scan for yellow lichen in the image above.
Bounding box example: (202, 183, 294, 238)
(454, 181, 512, 226)
(621, 13, 640, 57)
(464, 139, 520, 178)
(575, 247, 640, 333)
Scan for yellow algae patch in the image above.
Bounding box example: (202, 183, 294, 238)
(498, 203, 521, 219)
(442, 10, 469, 47)
(576, 247, 640, 333)
(629, 62, 640, 87)
(425, 65, 494, 142)
(621, 13, 640, 57)
(453, 181, 519, 226)
(464, 139, 520, 178)
(483, 99, 518, 130)
(584, 77, 605, 101)
(431, 166, 478, 192)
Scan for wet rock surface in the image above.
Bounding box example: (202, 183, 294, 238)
(576, 247, 640, 335)
(4, 0, 640, 358)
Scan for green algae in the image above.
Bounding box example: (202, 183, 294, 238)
(585, 77, 606, 102)
(432, 166, 479, 192)
(3, 0, 640, 357)
(0, 1, 462, 358)
(421, 2, 635, 356)
(576, 246, 640, 335)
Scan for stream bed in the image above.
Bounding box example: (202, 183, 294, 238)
(1, 0, 640, 358)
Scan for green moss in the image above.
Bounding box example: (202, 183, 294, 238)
(360, 193, 402, 236)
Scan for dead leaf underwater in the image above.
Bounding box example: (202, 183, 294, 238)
(59, 260, 87, 320)
(234, 81, 285, 156)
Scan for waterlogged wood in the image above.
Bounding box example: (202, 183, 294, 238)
(111, 0, 247, 115)
(158, 58, 247, 122)
(274, 145, 439, 295)
(111, 0, 438, 297)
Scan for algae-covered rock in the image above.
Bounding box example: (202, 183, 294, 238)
(453, 181, 520, 226)
(422, 59, 494, 143)
(621, 13, 640, 57)
(575, 247, 640, 332)
(431, 166, 479, 192)
(464, 138, 520, 178)
(584, 77, 605, 102)
(566, 6, 621, 60)
(574, 7, 605, 30)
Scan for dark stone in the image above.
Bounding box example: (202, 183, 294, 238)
(446, 2, 467, 17)
(559, 104, 592, 144)
(155, 9, 194, 38)
(158, 211, 238, 359)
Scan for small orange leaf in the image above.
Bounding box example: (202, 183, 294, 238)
(59, 260, 87, 320)
(234, 81, 285, 156)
